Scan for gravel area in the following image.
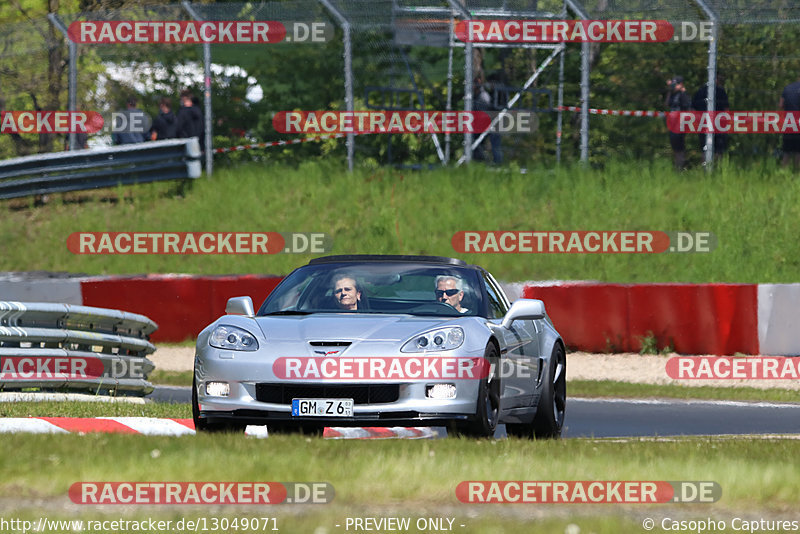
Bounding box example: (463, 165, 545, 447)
(151, 347, 195, 372)
(567, 352, 800, 391)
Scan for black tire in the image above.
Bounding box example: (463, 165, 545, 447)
(507, 343, 566, 439)
(191, 376, 208, 431)
(192, 377, 245, 434)
(452, 344, 501, 438)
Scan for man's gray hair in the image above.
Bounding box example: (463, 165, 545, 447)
(434, 275, 464, 291)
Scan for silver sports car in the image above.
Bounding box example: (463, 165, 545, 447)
(193, 255, 566, 438)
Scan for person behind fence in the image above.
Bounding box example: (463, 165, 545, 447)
(64, 132, 89, 150)
(665, 75, 691, 170)
(779, 75, 800, 168)
(472, 75, 501, 165)
(176, 90, 203, 142)
(486, 70, 507, 164)
(692, 74, 730, 159)
(150, 97, 177, 141)
(111, 97, 148, 145)
(191, 93, 207, 153)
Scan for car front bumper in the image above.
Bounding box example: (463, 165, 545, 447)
(196, 379, 481, 427)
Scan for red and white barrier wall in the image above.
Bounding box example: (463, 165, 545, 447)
(0, 274, 282, 343)
(1, 275, 798, 355)
(522, 282, 760, 355)
(82, 274, 284, 342)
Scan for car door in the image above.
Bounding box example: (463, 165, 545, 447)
(481, 271, 539, 408)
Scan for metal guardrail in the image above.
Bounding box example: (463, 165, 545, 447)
(0, 138, 201, 200)
(0, 301, 158, 396)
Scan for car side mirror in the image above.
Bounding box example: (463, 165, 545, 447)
(226, 296, 255, 317)
(501, 299, 545, 329)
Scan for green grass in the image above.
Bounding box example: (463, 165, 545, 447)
(1, 433, 799, 515)
(148, 369, 193, 386)
(3, 158, 800, 282)
(569, 380, 800, 404)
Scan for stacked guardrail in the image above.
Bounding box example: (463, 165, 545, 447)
(0, 138, 201, 200)
(0, 301, 158, 396)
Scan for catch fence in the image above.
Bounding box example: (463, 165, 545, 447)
(3, 1, 800, 171)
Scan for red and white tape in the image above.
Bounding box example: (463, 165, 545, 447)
(212, 133, 350, 154)
(212, 105, 665, 154)
(212, 106, 666, 155)
(0, 417, 436, 439)
(558, 105, 666, 118)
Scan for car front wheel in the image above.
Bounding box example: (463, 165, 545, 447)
(452, 344, 500, 438)
(507, 343, 566, 439)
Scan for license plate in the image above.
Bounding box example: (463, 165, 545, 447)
(291, 398, 354, 417)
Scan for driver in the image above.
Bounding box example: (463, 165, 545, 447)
(434, 275, 468, 313)
(333, 275, 361, 310)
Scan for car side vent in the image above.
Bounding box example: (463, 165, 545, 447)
(309, 341, 352, 347)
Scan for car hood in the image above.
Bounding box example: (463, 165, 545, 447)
(253, 314, 459, 343)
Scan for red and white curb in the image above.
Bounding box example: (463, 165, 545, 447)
(0, 417, 195, 436)
(323, 426, 437, 439)
(0, 417, 436, 439)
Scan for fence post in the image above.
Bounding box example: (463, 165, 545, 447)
(696, 0, 719, 170)
(182, 1, 214, 177)
(47, 14, 78, 151)
(319, 0, 355, 172)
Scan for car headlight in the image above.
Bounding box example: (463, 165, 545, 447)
(401, 327, 464, 353)
(209, 325, 259, 351)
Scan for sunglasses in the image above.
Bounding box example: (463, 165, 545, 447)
(435, 289, 461, 298)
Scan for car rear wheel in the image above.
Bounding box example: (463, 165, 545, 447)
(192, 377, 245, 433)
(508, 343, 565, 439)
(452, 344, 500, 438)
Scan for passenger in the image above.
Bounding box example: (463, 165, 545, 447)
(434, 275, 468, 313)
(332, 276, 361, 310)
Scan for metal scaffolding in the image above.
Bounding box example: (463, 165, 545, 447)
(32, 1, 800, 171)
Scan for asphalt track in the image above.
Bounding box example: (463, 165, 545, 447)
(148, 386, 800, 438)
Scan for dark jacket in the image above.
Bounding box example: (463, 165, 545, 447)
(151, 110, 177, 140)
(692, 85, 729, 112)
(667, 91, 691, 112)
(176, 105, 203, 139)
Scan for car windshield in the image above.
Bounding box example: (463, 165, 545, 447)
(257, 262, 484, 317)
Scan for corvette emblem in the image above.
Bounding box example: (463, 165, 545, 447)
(314, 350, 340, 356)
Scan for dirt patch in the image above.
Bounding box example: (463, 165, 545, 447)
(568, 351, 800, 390)
(150, 346, 195, 372)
